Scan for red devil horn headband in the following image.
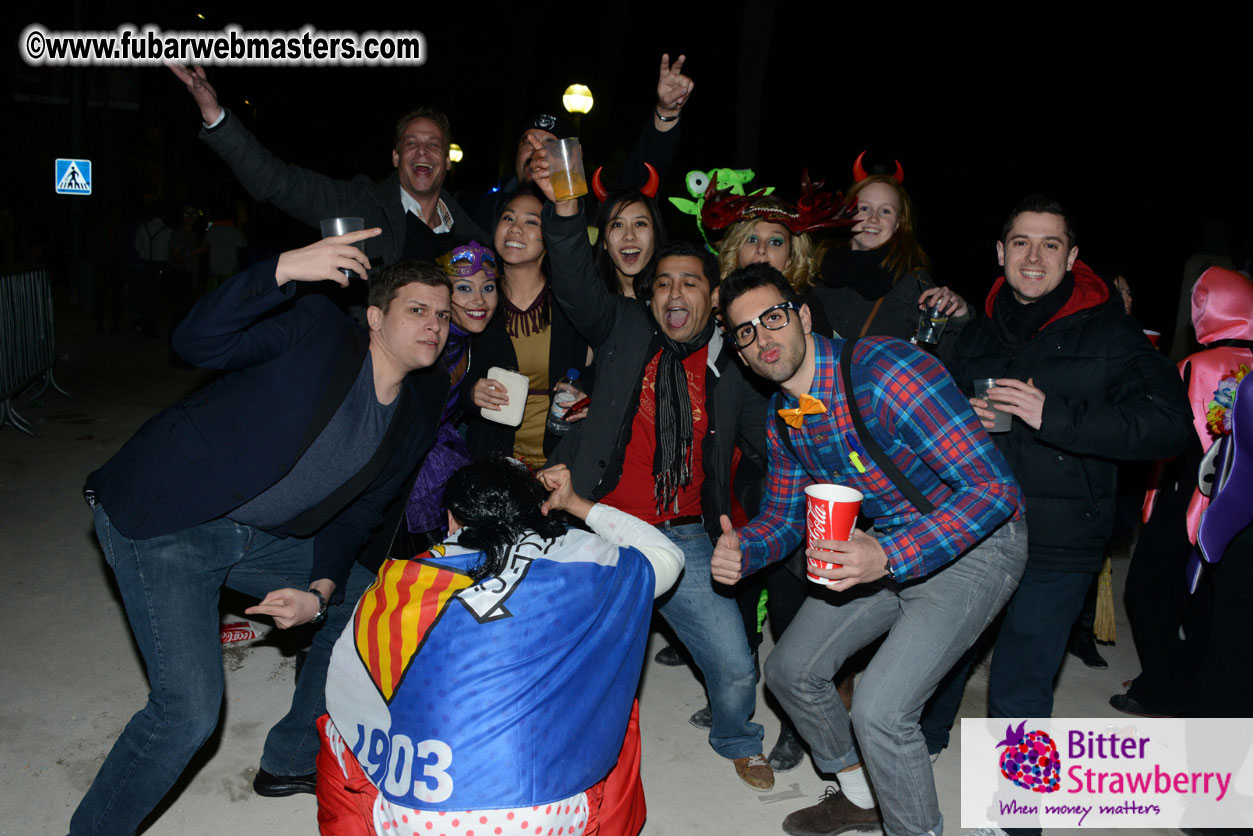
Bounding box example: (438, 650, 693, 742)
(591, 162, 660, 202)
(852, 150, 904, 184)
(592, 167, 608, 202)
(641, 163, 660, 198)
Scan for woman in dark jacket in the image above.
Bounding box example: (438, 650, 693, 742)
(813, 175, 968, 342)
(465, 188, 591, 467)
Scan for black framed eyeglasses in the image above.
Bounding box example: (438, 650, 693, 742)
(727, 302, 797, 348)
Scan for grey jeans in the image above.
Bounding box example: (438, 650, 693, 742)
(764, 519, 1028, 836)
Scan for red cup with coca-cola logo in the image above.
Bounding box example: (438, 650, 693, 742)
(804, 484, 863, 584)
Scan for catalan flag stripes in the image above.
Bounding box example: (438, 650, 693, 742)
(354, 559, 473, 702)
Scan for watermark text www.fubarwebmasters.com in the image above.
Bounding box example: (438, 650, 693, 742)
(21, 23, 425, 67)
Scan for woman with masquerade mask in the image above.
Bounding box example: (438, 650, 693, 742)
(439, 242, 500, 413)
(401, 241, 502, 541)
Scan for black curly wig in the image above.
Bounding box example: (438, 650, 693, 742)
(442, 457, 570, 580)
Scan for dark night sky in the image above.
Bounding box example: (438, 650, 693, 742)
(6, 4, 1250, 346)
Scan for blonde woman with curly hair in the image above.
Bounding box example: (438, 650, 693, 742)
(716, 196, 821, 291)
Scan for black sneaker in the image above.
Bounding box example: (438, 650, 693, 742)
(768, 721, 806, 772)
(782, 787, 882, 836)
(1109, 693, 1176, 718)
(654, 644, 685, 666)
(1068, 632, 1108, 669)
(688, 703, 712, 729)
(253, 767, 317, 797)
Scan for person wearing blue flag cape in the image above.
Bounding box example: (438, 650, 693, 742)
(319, 457, 683, 836)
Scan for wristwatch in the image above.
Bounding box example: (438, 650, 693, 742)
(308, 587, 328, 626)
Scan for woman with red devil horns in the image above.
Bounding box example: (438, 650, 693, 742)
(591, 163, 669, 299)
(813, 153, 970, 343)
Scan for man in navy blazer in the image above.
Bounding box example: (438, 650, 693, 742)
(71, 228, 451, 836)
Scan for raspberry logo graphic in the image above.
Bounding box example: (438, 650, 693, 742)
(995, 721, 1061, 793)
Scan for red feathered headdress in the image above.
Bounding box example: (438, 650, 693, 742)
(701, 170, 857, 236)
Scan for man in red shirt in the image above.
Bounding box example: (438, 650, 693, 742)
(539, 181, 773, 791)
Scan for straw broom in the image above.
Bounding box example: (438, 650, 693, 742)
(1094, 555, 1116, 643)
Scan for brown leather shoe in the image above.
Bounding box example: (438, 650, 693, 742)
(733, 753, 775, 791)
(782, 786, 882, 836)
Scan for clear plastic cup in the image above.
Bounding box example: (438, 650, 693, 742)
(319, 217, 366, 279)
(544, 138, 588, 200)
(914, 303, 948, 346)
(973, 378, 1012, 433)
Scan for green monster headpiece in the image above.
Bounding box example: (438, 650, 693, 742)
(668, 168, 773, 251)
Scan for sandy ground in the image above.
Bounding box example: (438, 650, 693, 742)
(0, 299, 1178, 836)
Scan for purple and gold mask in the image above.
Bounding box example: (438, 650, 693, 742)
(437, 241, 499, 280)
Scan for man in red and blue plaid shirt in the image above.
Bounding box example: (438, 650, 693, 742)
(711, 263, 1027, 836)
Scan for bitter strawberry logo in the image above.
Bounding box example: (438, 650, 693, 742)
(996, 721, 1061, 793)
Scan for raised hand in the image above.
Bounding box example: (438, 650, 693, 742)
(656, 53, 694, 119)
(525, 135, 581, 216)
(525, 134, 554, 197)
(274, 228, 380, 287)
(167, 63, 223, 124)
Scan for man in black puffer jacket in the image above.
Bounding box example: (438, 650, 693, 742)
(924, 197, 1191, 785)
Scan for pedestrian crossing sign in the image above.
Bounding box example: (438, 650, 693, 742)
(55, 158, 92, 196)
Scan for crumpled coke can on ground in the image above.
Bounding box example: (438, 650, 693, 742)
(219, 620, 263, 645)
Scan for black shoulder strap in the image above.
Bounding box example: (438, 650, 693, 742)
(838, 339, 936, 515)
(771, 338, 936, 515)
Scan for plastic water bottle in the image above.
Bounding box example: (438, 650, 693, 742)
(546, 368, 581, 436)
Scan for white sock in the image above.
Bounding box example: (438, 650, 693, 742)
(838, 766, 876, 809)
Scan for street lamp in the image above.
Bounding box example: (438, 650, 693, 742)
(562, 84, 594, 115)
(563, 84, 592, 136)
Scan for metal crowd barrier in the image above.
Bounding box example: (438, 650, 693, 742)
(1, 265, 71, 436)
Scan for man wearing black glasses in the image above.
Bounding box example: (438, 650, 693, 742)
(712, 263, 1027, 836)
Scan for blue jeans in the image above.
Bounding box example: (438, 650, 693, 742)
(657, 523, 764, 759)
(987, 567, 1091, 718)
(921, 565, 1093, 759)
(70, 506, 372, 836)
(764, 520, 1027, 836)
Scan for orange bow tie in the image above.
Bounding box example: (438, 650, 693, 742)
(777, 393, 827, 429)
